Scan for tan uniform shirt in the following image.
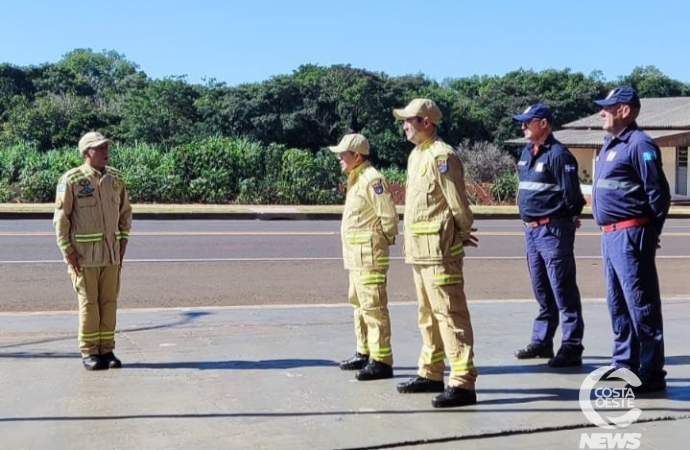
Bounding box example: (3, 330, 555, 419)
(341, 162, 399, 270)
(404, 137, 473, 264)
(53, 164, 133, 268)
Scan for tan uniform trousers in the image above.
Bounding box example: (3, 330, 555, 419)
(413, 260, 477, 389)
(348, 269, 393, 365)
(69, 265, 121, 357)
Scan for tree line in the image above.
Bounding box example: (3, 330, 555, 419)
(1, 48, 688, 204)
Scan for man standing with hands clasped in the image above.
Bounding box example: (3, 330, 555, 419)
(592, 87, 671, 393)
(53, 131, 132, 371)
(512, 103, 586, 368)
(330, 133, 399, 381)
(393, 98, 479, 408)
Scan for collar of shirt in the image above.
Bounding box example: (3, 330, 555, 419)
(417, 136, 439, 152)
(81, 164, 105, 179)
(532, 133, 556, 156)
(612, 122, 639, 144)
(347, 161, 370, 188)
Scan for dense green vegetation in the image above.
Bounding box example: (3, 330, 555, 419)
(1, 49, 688, 204)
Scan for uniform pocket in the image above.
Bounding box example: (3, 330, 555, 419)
(409, 221, 443, 259)
(346, 231, 374, 267)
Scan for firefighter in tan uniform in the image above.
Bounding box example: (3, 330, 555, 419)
(393, 99, 479, 408)
(53, 131, 133, 371)
(330, 134, 399, 381)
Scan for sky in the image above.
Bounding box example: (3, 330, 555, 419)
(2, 0, 690, 86)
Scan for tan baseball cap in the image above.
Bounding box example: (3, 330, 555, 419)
(393, 98, 442, 124)
(328, 133, 370, 156)
(78, 131, 113, 153)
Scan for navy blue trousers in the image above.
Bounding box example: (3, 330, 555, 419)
(525, 217, 584, 354)
(602, 225, 665, 382)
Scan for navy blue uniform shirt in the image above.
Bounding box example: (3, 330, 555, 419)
(592, 122, 671, 233)
(517, 134, 585, 222)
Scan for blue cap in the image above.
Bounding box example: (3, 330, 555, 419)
(513, 103, 553, 122)
(594, 86, 641, 107)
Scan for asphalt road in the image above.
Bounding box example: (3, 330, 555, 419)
(1, 219, 689, 312)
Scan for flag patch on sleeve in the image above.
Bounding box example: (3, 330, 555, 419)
(643, 151, 657, 161)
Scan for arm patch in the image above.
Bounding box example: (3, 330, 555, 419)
(435, 157, 449, 174)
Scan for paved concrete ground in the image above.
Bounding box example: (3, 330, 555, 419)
(1, 299, 689, 450)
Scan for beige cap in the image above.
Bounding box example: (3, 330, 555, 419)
(393, 98, 442, 124)
(78, 131, 113, 153)
(328, 133, 370, 156)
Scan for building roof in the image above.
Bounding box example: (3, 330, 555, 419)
(507, 129, 690, 148)
(564, 97, 690, 130)
(506, 96, 690, 147)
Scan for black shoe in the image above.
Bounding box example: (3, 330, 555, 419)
(626, 379, 666, 394)
(514, 344, 554, 359)
(101, 352, 122, 369)
(396, 376, 444, 394)
(339, 352, 369, 370)
(432, 387, 477, 408)
(548, 352, 582, 368)
(356, 360, 393, 381)
(82, 355, 108, 371)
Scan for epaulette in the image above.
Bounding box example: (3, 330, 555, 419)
(66, 167, 90, 185)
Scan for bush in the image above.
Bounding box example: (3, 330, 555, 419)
(381, 166, 406, 184)
(489, 171, 518, 204)
(456, 140, 516, 184)
(276, 148, 343, 204)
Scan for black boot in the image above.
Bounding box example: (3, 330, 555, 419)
(355, 359, 393, 381)
(548, 351, 582, 368)
(339, 352, 369, 370)
(396, 376, 444, 393)
(514, 343, 554, 359)
(101, 352, 122, 369)
(432, 387, 477, 408)
(82, 355, 108, 371)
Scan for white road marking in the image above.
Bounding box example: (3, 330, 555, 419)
(1, 255, 689, 265)
(2, 297, 690, 318)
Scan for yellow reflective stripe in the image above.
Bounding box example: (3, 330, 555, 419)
(450, 243, 465, 257)
(346, 232, 371, 244)
(116, 231, 130, 240)
(57, 239, 71, 250)
(74, 233, 104, 243)
(371, 348, 392, 358)
(376, 256, 390, 267)
(361, 273, 386, 285)
(357, 344, 370, 354)
(433, 274, 463, 286)
(100, 331, 115, 340)
(450, 359, 475, 373)
(410, 221, 441, 235)
(421, 350, 446, 364)
(79, 332, 100, 342)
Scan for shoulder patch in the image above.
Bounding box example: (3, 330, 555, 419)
(57, 183, 67, 193)
(564, 164, 577, 172)
(372, 180, 384, 195)
(643, 151, 657, 161)
(435, 156, 449, 174)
